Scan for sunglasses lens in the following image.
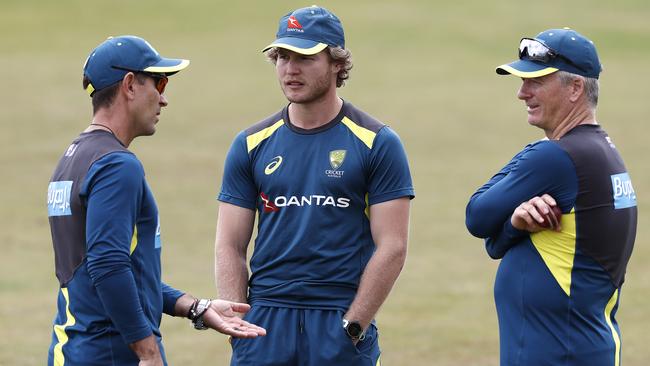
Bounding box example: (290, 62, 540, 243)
(155, 77, 168, 94)
(519, 39, 551, 62)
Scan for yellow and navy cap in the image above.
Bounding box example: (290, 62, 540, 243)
(83, 35, 190, 96)
(262, 5, 345, 55)
(496, 28, 602, 79)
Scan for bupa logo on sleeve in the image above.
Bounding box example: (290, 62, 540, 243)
(610, 172, 636, 209)
(48, 181, 73, 216)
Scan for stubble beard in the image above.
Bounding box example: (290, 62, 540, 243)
(282, 71, 335, 105)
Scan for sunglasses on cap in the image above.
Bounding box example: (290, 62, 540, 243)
(112, 66, 169, 94)
(518, 38, 587, 73)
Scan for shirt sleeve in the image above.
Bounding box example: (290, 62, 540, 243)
(218, 131, 258, 209)
(465, 141, 577, 258)
(82, 152, 152, 344)
(367, 126, 415, 205)
(162, 282, 184, 316)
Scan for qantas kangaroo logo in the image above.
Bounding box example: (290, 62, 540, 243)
(288, 16, 302, 29)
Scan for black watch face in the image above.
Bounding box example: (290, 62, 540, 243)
(347, 322, 363, 337)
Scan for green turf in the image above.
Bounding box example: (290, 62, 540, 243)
(2, 0, 649, 364)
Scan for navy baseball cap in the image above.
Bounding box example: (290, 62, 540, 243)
(262, 5, 345, 55)
(83, 35, 190, 96)
(496, 28, 602, 79)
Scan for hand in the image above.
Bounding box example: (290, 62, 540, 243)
(202, 300, 266, 338)
(511, 194, 562, 232)
(138, 358, 163, 366)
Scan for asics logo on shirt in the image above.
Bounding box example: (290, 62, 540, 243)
(265, 156, 283, 175)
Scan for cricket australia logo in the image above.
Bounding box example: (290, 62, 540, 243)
(326, 150, 346, 178)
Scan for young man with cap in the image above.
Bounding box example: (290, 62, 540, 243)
(214, 6, 414, 365)
(466, 28, 637, 365)
(46, 35, 265, 366)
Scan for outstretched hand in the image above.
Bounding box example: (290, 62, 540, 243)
(202, 300, 266, 338)
(511, 194, 562, 232)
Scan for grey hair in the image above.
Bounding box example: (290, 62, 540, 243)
(265, 46, 353, 88)
(557, 70, 599, 107)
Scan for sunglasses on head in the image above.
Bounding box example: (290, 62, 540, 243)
(112, 66, 168, 94)
(518, 38, 587, 73)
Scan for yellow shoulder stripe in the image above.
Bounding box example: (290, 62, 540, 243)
(53, 287, 76, 365)
(530, 209, 576, 296)
(246, 120, 285, 153)
(341, 117, 376, 149)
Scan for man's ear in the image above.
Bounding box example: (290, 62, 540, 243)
(569, 76, 585, 103)
(333, 61, 343, 73)
(121, 72, 137, 100)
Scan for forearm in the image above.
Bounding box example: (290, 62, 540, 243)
(129, 334, 162, 365)
(171, 293, 197, 317)
(161, 282, 184, 316)
(484, 219, 528, 259)
(91, 266, 152, 343)
(214, 203, 254, 303)
(344, 243, 407, 329)
(466, 152, 524, 237)
(215, 241, 249, 303)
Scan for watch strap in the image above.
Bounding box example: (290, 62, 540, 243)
(188, 298, 212, 330)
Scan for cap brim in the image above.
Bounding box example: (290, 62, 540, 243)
(261, 37, 328, 55)
(143, 58, 190, 75)
(496, 59, 558, 78)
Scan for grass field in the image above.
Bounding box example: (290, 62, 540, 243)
(2, 0, 649, 364)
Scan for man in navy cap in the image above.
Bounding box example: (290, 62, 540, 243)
(46, 35, 265, 366)
(214, 6, 414, 365)
(466, 28, 637, 365)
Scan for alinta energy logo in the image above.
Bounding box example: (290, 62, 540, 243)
(265, 156, 283, 175)
(325, 150, 346, 178)
(287, 16, 304, 33)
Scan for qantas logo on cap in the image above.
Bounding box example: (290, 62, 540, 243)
(288, 16, 303, 29)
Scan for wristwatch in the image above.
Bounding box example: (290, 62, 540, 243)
(188, 298, 212, 330)
(342, 319, 365, 341)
